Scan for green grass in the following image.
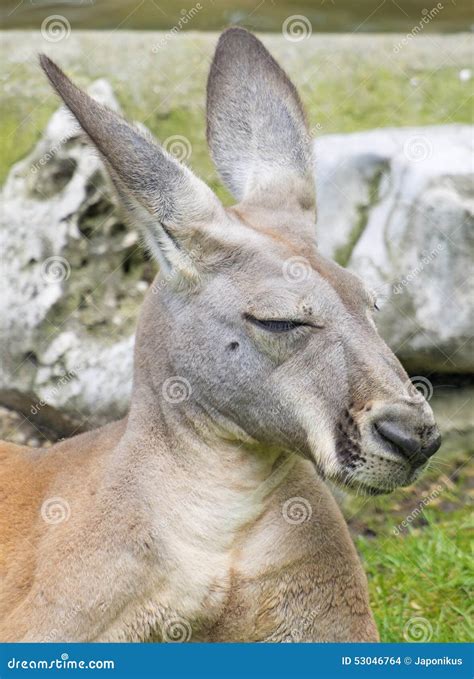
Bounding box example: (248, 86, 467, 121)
(348, 447, 474, 642)
(1, 36, 473, 189)
(358, 509, 473, 642)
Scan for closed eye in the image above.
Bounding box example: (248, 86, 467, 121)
(244, 314, 323, 333)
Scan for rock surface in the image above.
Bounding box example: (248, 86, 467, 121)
(315, 125, 474, 374)
(0, 80, 155, 434)
(0, 82, 472, 433)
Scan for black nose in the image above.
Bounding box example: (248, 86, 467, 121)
(374, 419, 441, 466)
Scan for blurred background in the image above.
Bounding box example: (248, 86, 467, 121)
(0, 0, 472, 643)
(1, 0, 473, 32)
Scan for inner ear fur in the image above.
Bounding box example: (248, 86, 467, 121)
(206, 27, 316, 216)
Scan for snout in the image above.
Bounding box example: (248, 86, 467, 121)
(373, 415, 441, 468)
(335, 398, 442, 495)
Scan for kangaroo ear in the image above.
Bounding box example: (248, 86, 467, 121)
(206, 28, 315, 216)
(40, 55, 226, 282)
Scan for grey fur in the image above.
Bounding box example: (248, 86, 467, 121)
(207, 28, 315, 213)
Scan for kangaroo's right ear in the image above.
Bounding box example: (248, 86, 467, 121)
(206, 28, 315, 217)
(40, 55, 226, 283)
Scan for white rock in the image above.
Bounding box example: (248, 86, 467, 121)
(314, 125, 474, 373)
(0, 80, 150, 433)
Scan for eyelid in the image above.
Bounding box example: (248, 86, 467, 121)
(244, 314, 324, 331)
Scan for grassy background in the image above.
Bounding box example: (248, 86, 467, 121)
(1, 32, 472, 197)
(350, 445, 473, 642)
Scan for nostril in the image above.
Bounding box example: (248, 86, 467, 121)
(373, 420, 421, 459)
(423, 433, 442, 458)
(373, 419, 442, 465)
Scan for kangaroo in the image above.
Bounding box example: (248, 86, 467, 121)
(0, 28, 441, 642)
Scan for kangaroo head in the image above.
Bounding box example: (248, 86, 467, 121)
(40, 28, 440, 495)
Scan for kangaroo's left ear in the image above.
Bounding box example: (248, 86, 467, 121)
(40, 54, 227, 284)
(206, 28, 316, 217)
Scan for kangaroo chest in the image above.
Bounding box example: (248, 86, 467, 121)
(97, 459, 377, 643)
